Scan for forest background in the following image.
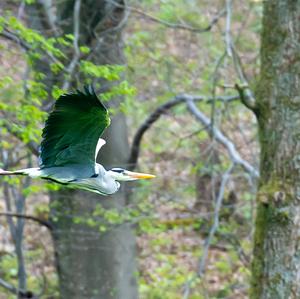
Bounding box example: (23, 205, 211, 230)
(0, 0, 266, 298)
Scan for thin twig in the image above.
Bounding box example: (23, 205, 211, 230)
(223, 0, 257, 112)
(11, 188, 27, 290)
(88, 0, 130, 62)
(225, 0, 233, 57)
(183, 163, 234, 299)
(198, 163, 235, 276)
(131, 4, 225, 33)
(17, 0, 26, 19)
(212, 1, 257, 112)
(210, 51, 227, 136)
(93, 0, 130, 36)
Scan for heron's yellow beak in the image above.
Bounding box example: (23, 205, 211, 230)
(125, 171, 156, 180)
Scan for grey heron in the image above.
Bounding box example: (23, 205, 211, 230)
(0, 86, 155, 195)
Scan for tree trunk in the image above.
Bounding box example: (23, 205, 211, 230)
(26, 1, 138, 298)
(251, 1, 300, 298)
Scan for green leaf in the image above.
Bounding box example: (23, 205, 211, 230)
(79, 46, 90, 54)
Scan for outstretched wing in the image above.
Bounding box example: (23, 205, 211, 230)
(40, 86, 110, 168)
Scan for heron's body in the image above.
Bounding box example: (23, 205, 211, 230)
(15, 163, 119, 195)
(0, 86, 154, 195)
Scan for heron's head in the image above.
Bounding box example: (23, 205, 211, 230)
(108, 168, 156, 182)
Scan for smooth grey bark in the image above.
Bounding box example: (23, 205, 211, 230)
(26, 1, 137, 298)
(251, 1, 300, 298)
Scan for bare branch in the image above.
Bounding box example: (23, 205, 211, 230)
(234, 82, 257, 114)
(186, 98, 259, 178)
(0, 28, 61, 66)
(221, 232, 250, 266)
(3, 183, 17, 242)
(128, 96, 186, 170)
(89, 0, 130, 61)
(110, 0, 225, 33)
(0, 278, 19, 295)
(223, 1, 257, 112)
(17, 0, 26, 19)
(225, 0, 233, 57)
(197, 163, 235, 276)
(131, 7, 224, 33)
(94, 0, 130, 36)
(131, 6, 225, 33)
(0, 212, 52, 230)
(216, 1, 257, 113)
(210, 51, 227, 131)
(62, 0, 81, 90)
(232, 47, 257, 112)
(0, 29, 30, 51)
(128, 94, 239, 170)
(0, 277, 37, 298)
(37, 0, 58, 35)
(183, 163, 235, 299)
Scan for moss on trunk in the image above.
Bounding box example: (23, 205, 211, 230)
(251, 1, 300, 298)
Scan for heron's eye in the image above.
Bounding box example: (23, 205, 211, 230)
(111, 168, 125, 173)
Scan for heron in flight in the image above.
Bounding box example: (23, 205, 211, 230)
(0, 86, 155, 195)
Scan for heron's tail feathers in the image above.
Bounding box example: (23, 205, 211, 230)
(0, 167, 41, 177)
(0, 168, 26, 175)
(0, 169, 17, 175)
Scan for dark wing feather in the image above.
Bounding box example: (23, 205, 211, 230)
(40, 86, 110, 168)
